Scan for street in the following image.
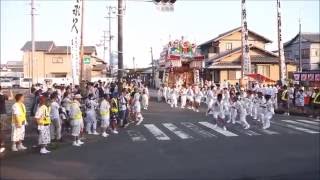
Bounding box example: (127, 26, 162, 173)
(1, 99, 319, 180)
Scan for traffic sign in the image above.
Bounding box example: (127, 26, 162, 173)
(84, 57, 90, 64)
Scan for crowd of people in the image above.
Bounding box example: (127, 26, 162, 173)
(0, 80, 150, 155)
(0, 78, 319, 155)
(157, 80, 320, 131)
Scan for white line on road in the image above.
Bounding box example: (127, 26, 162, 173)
(181, 122, 216, 138)
(127, 130, 147, 142)
(259, 129, 280, 135)
(297, 120, 320, 126)
(282, 120, 320, 131)
(144, 124, 170, 140)
(162, 123, 193, 139)
(271, 121, 319, 134)
(198, 122, 238, 137)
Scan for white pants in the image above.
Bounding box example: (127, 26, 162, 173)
(238, 113, 250, 128)
(262, 112, 272, 128)
(50, 118, 62, 140)
(180, 96, 186, 108)
(171, 96, 178, 108)
(85, 112, 97, 133)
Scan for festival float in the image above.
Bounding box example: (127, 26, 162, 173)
(158, 37, 205, 87)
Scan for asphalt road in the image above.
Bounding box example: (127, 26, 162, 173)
(1, 100, 320, 180)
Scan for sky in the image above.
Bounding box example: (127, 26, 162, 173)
(1, 0, 319, 68)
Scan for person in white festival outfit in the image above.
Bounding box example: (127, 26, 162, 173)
(11, 94, 28, 152)
(180, 86, 187, 109)
(85, 93, 99, 135)
(233, 93, 250, 129)
(186, 86, 194, 110)
(193, 86, 203, 112)
(170, 85, 179, 108)
(208, 94, 227, 131)
(260, 95, 274, 129)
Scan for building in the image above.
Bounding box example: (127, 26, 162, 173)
(21, 41, 106, 83)
(199, 27, 297, 85)
(0, 61, 24, 77)
(284, 33, 320, 71)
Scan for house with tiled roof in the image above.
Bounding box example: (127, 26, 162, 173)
(284, 32, 320, 71)
(199, 27, 297, 84)
(21, 41, 106, 83)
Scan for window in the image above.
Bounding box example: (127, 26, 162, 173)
(301, 49, 310, 59)
(51, 73, 67, 78)
(213, 46, 220, 53)
(52, 57, 63, 63)
(228, 70, 236, 80)
(257, 65, 270, 77)
(226, 43, 232, 51)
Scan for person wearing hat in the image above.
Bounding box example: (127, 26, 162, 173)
(11, 94, 28, 152)
(35, 96, 51, 154)
(70, 94, 84, 146)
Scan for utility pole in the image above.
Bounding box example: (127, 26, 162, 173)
(79, 0, 84, 83)
(299, 17, 302, 72)
(102, 30, 108, 62)
(105, 6, 116, 76)
(31, 0, 35, 84)
(150, 47, 155, 88)
(118, 0, 124, 88)
(133, 57, 136, 71)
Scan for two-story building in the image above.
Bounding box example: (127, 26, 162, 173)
(21, 41, 106, 83)
(199, 27, 297, 85)
(284, 33, 320, 71)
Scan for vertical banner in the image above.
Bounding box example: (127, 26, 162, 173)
(193, 69, 200, 85)
(241, 0, 251, 77)
(277, 0, 287, 85)
(71, 0, 82, 85)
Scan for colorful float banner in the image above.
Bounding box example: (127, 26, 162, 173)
(71, 0, 82, 85)
(294, 72, 320, 82)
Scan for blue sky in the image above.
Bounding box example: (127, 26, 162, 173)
(1, 0, 319, 68)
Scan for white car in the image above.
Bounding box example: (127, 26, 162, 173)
(20, 78, 32, 88)
(0, 79, 13, 88)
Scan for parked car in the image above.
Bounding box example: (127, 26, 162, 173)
(0, 79, 13, 88)
(20, 78, 32, 88)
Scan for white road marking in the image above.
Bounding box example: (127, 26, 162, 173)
(271, 121, 319, 134)
(282, 120, 320, 130)
(162, 123, 193, 139)
(181, 122, 216, 138)
(144, 124, 170, 140)
(127, 130, 147, 142)
(259, 129, 280, 135)
(198, 122, 238, 137)
(231, 126, 261, 136)
(297, 120, 320, 126)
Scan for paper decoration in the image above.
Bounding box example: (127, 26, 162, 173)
(308, 74, 315, 81)
(293, 73, 300, 81)
(301, 74, 307, 81)
(315, 74, 320, 81)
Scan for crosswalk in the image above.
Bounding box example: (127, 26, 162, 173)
(125, 119, 319, 142)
